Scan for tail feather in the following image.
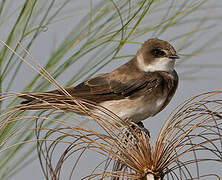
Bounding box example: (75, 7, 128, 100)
(18, 91, 93, 115)
(19, 91, 76, 110)
(20, 87, 76, 105)
(20, 92, 59, 103)
(20, 93, 50, 104)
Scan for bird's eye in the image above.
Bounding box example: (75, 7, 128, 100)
(152, 49, 165, 57)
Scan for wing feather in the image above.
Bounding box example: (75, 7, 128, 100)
(20, 69, 164, 105)
(70, 72, 162, 102)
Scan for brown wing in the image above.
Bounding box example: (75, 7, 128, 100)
(20, 71, 163, 104)
(64, 72, 163, 103)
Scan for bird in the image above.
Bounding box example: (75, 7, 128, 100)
(19, 38, 179, 126)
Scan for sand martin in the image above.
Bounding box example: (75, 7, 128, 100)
(20, 38, 179, 124)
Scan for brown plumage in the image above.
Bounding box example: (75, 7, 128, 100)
(20, 38, 179, 123)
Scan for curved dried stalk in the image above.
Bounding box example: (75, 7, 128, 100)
(1, 91, 221, 179)
(38, 91, 222, 179)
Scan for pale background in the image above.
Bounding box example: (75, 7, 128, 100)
(1, 0, 221, 179)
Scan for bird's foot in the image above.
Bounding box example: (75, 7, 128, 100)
(126, 120, 150, 138)
(135, 121, 151, 138)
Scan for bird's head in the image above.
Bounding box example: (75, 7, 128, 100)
(136, 38, 179, 72)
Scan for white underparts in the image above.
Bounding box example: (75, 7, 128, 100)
(96, 95, 167, 123)
(137, 54, 175, 72)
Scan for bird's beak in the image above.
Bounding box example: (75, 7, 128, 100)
(169, 54, 180, 60)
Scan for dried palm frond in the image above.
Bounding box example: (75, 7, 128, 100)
(1, 90, 221, 179)
(90, 90, 222, 179)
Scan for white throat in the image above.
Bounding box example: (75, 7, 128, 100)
(137, 54, 175, 72)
